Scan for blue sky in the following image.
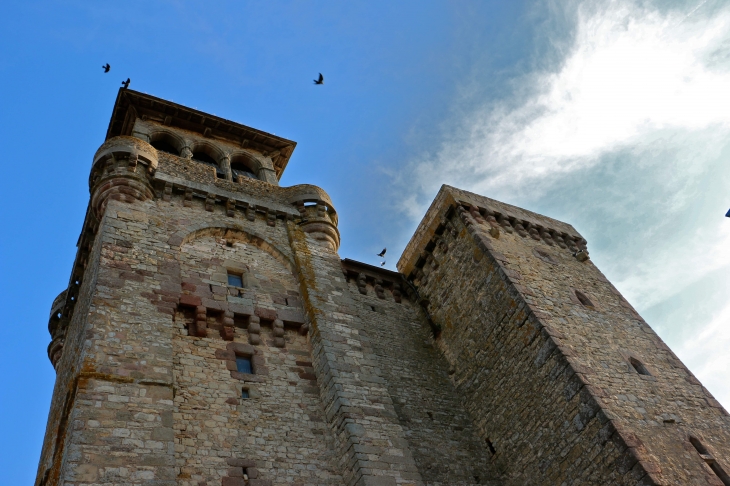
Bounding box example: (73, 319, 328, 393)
(1, 1, 729, 483)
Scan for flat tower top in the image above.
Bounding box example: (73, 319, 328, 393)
(106, 88, 297, 178)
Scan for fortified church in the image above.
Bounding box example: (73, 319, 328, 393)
(36, 89, 730, 485)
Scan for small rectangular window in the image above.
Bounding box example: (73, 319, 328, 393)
(236, 356, 252, 374)
(241, 388, 250, 399)
(228, 273, 243, 287)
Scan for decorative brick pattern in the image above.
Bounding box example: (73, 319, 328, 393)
(37, 91, 730, 486)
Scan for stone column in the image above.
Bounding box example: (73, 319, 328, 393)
(219, 154, 233, 181)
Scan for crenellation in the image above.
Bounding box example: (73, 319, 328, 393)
(37, 91, 730, 486)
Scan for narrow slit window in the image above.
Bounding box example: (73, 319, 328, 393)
(630, 357, 651, 376)
(691, 437, 730, 485)
(227, 272, 243, 287)
(236, 356, 252, 374)
(241, 387, 250, 399)
(485, 438, 496, 455)
(575, 290, 594, 307)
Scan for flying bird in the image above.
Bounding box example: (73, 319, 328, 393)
(377, 248, 386, 257)
(122, 78, 130, 89)
(381, 261, 386, 267)
(102, 63, 110, 73)
(313, 73, 324, 85)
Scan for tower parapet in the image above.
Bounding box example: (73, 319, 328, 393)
(90, 136, 157, 219)
(36, 91, 730, 486)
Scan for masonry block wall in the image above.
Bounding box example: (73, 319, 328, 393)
(37, 89, 730, 486)
(398, 186, 730, 486)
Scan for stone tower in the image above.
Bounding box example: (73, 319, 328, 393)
(37, 89, 730, 486)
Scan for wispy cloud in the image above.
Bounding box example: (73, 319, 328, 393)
(401, 0, 730, 405)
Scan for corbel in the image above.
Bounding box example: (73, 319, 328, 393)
(496, 214, 513, 233)
(194, 305, 207, 337)
(392, 285, 403, 304)
(374, 279, 386, 299)
(205, 193, 216, 212)
(513, 219, 528, 237)
(483, 210, 500, 238)
(272, 319, 285, 348)
(564, 235, 579, 252)
(469, 205, 485, 224)
(163, 182, 173, 202)
(551, 230, 567, 249)
(127, 153, 138, 172)
(221, 310, 235, 341)
(248, 315, 261, 345)
(538, 226, 554, 246)
(226, 198, 235, 217)
(183, 188, 193, 207)
(525, 222, 540, 241)
(457, 205, 473, 227)
(356, 273, 368, 295)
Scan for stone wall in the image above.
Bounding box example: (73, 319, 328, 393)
(398, 185, 730, 486)
(172, 234, 342, 485)
(36, 144, 342, 485)
(342, 274, 502, 485)
(38, 92, 730, 486)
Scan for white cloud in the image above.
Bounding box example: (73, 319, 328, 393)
(403, 0, 730, 407)
(414, 0, 730, 196)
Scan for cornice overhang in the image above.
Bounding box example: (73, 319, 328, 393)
(106, 88, 296, 179)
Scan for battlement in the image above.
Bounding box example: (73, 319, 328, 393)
(37, 91, 730, 486)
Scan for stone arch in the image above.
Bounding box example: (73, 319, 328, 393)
(148, 129, 186, 156)
(189, 140, 226, 166)
(229, 151, 262, 180)
(169, 223, 295, 274)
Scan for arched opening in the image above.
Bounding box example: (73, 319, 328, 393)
(192, 150, 225, 179)
(192, 151, 217, 165)
(230, 153, 259, 181)
(150, 139, 180, 155)
(231, 160, 258, 181)
(149, 132, 182, 156)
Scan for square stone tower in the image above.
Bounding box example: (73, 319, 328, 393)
(37, 90, 730, 486)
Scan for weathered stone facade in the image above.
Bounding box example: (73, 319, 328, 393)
(37, 89, 730, 486)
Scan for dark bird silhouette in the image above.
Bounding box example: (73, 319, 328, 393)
(103, 63, 110, 73)
(313, 73, 324, 85)
(377, 248, 386, 257)
(381, 261, 386, 267)
(122, 78, 130, 89)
